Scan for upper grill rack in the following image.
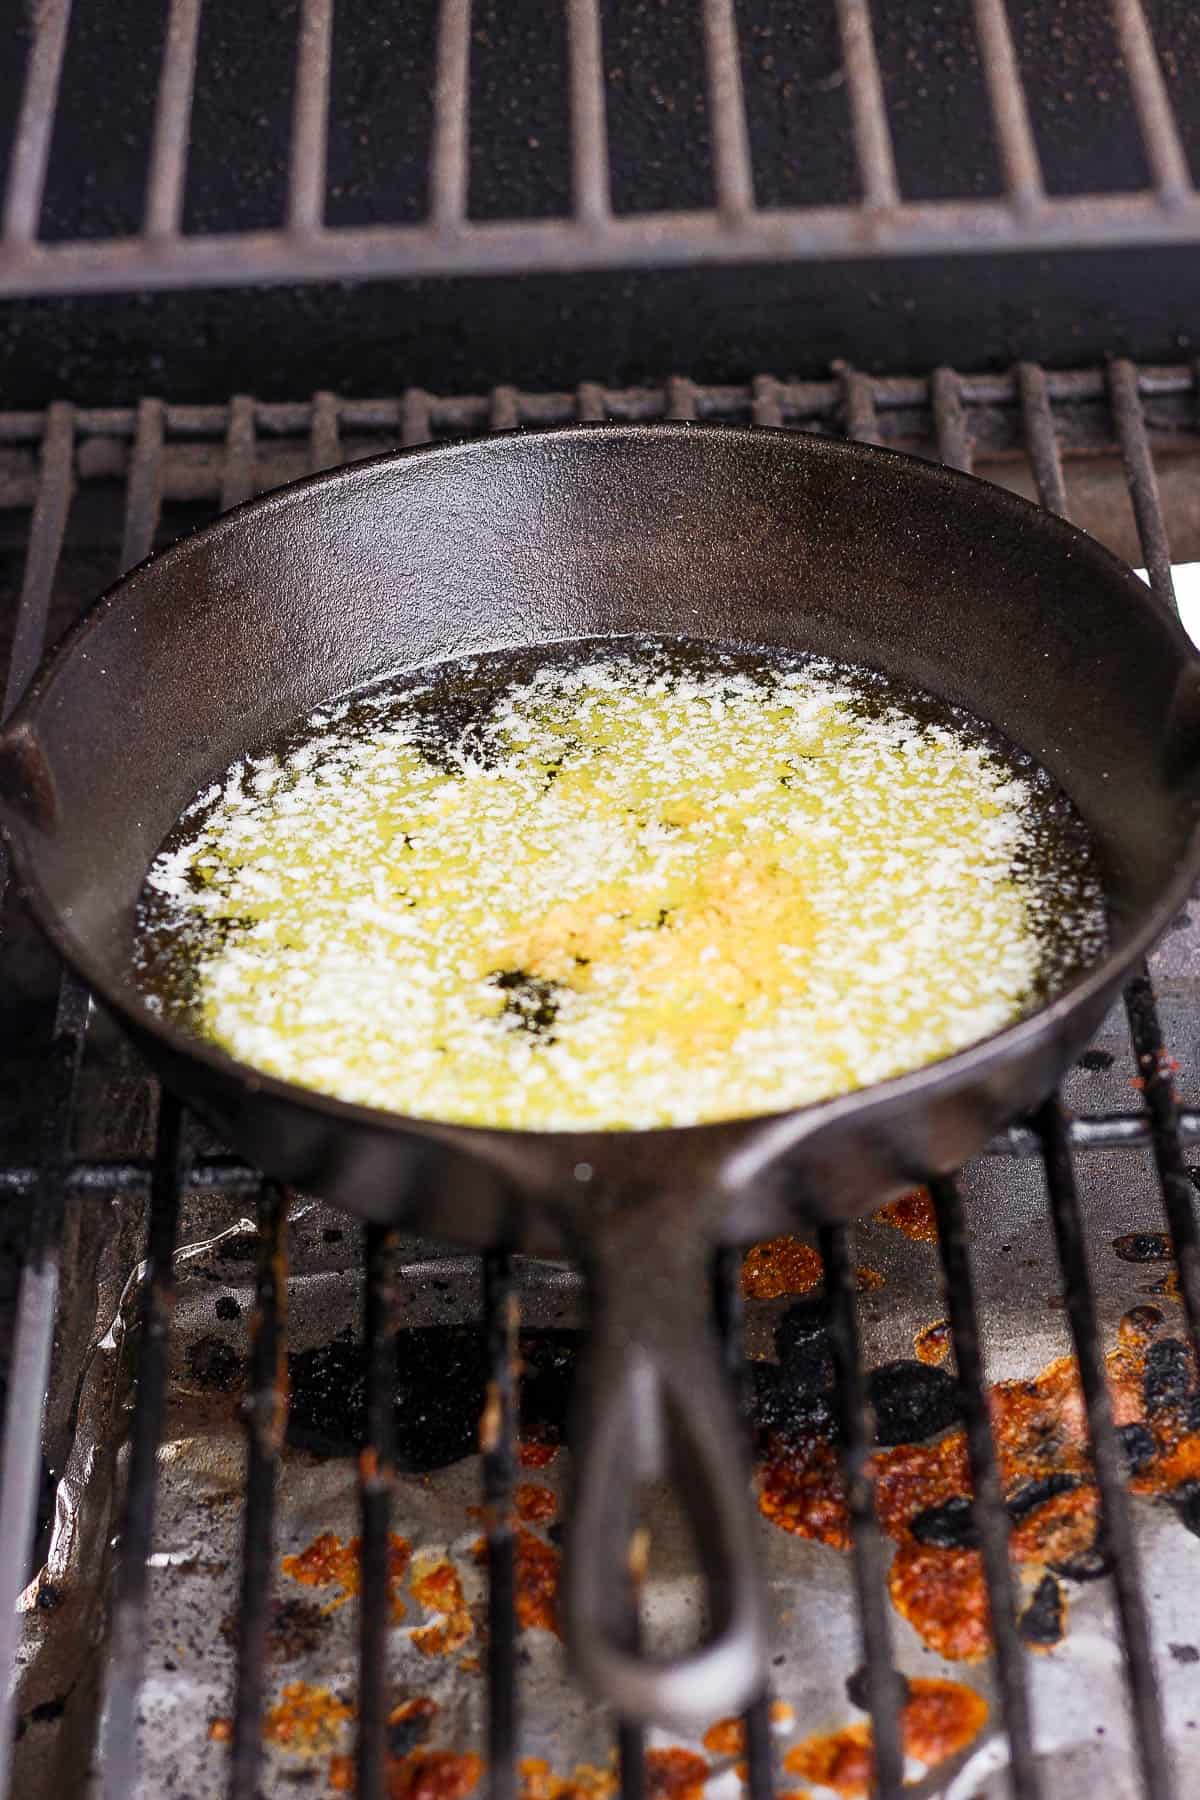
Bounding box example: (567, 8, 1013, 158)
(1, 0, 1199, 297)
(0, 361, 1198, 1800)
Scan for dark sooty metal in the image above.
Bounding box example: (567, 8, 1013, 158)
(3, 423, 1200, 1732)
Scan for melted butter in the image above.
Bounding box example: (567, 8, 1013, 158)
(137, 641, 1106, 1131)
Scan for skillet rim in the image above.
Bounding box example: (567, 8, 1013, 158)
(3, 418, 1200, 1164)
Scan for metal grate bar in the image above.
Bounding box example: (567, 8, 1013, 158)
(309, 387, 341, 472)
(930, 366, 972, 472)
(0, 971, 87, 1800)
(1, 400, 74, 718)
(1124, 970, 1200, 1366)
(430, 0, 472, 235)
(0, 361, 1194, 457)
(490, 384, 520, 431)
(1109, 358, 1176, 607)
(713, 1249, 775, 1800)
(357, 1224, 399, 1800)
(1110, 0, 1193, 204)
(703, 0, 754, 223)
(1018, 359, 1068, 516)
(1103, 365, 1200, 1373)
(839, 365, 882, 445)
(144, 0, 203, 240)
(289, 0, 334, 235)
(2, 0, 72, 245)
(835, 0, 900, 210)
(6, 193, 1200, 296)
(666, 376, 698, 421)
(220, 395, 258, 511)
(0, 384, 84, 1800)
(402, 387, 433, 446)
(972, 0, 1045, 211)
(120, 398, 167, 572)
(576, 380, 606, 423)
(617, 1720, 646, 1800)
(929, 1176, 1041, 1800)
(228, 1183, 289, 1800)
(1036, 1101, 1174, 1800)
(96, 1097, 187, 1800)
(817, 1223, 904, 1800)
(11, 1103, 1200, 1201)
(482, 1251, 519, 1800)
(566, 0, 611, 227)
(750, 375, 783, 429)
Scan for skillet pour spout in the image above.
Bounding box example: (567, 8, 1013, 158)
(3, 422, 1200, 1731)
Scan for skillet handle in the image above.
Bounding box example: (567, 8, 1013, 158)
(563, 1200, 768, 1730)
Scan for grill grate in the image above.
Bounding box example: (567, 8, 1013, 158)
(0, 364, 1199, 1798)
(1, 0, 1199, 296)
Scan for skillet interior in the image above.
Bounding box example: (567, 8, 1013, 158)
(2, 422, 1199, 1242)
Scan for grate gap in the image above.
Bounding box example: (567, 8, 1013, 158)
(228, 1182, 290, 1800)
(482, 1249, 519, 1800)
(1036, 1102, 1173, 1800)
(817, 1222, 904, 1800)
(929, 1175, 1041, 1799)
(357, 1223, 399, 1800)
(96, 1096, 187, 1800)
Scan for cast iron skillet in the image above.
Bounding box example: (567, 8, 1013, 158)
(3, 423, 1200, 1729)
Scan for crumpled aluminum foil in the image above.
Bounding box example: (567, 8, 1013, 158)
(12, 930, 1200, 1798)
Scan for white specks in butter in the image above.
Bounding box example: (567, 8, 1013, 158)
(136, 640, 1106, 1131)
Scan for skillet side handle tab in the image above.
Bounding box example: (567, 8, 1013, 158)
(564, 1197, 769, 1731)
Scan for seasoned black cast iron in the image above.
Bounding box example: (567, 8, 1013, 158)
(3, 424, 1200, 1729)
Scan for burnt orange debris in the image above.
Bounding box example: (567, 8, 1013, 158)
(758, 1431, 851, 1550)
(874, 1188, 938, 1243)
(914, 1319, 952, 1366)
(515, 1484, 557, 1523)
(702, 1717, 744, 1756)
(207, 1717, 233, 1743)
(411, 1556, 473, 1657)
(702, 1699, 792, 1759)
(262, 1681, 353, 1752)
(331, 1749, 484, 1800)
(644, 1748, 709, 1800)
(785, 1678, 987, 1797)
(889, 1542, 991, 1661)
(741, 1237, 822, 1301)
(518, 1440, 559, 1469)
(515, 1526, 561, 1634)
(519, 1757, 619, 1800)
(758, 1288, 1200, 1662)
(854, 1266, 885, 1292)
(282, 1530, 411, 1622)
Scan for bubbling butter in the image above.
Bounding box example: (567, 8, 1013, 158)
(136, 640, 1107, 1131)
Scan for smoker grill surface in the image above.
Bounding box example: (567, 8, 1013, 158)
(2, 0, 1200, 298)
(2, 365, 1200, 1800)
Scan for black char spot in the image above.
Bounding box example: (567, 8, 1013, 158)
(867, 1360, 961, 1446)
(910, 1494, 979, 1550)
(845, 1665, 910, 1713)
(1018, 1574, 1065, 1646)
(1117, 1422, 1157, 1474)
(1006, 1472, 1080, 1521)
(749, 1361, 836, 1437)
(1111, 1232, 1172, 1264)
(1143, 1339, 1192, 1414)
(1176, 1481, 1200, 1540)
(489, 968, 562, 1039)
